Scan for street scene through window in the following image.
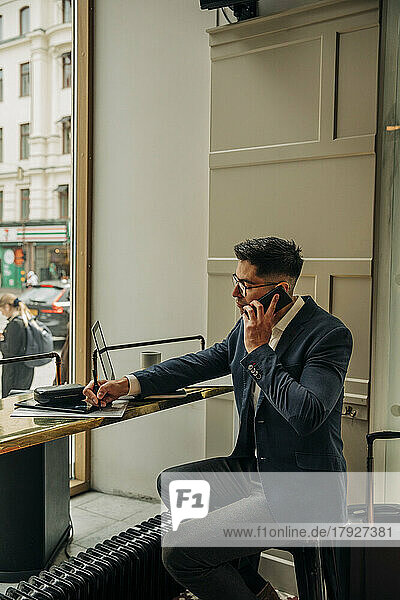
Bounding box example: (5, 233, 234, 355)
(0, 0, 72, 399)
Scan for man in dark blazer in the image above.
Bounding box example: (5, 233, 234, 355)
(84, 237, 353, 600)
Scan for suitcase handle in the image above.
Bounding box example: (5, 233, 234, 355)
(366, 431, 400, 470)
(366, 431, 400, 522)
(367, 430, 400, 445)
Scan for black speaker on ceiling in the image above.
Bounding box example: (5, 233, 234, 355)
(199, 1, 258, 21)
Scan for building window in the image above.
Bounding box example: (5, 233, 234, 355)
(20, 7, 30, 35)
(20, 62, 30, 97)
(0, 191, 3, 222)
(62, 117, 71, 154)
(21, 189, 29, 221)
(0, 69, 3, 102)
(59, 185, 69, 219)
(20, 123, 29, 159)
(0, 128, 3, 162)
(63, 0, 72, 24)
(62, 52, 71, 88)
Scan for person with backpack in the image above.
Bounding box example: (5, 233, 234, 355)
(0, 293, 36, 397)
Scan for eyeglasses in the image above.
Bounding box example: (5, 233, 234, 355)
(231, 274, 286, 297)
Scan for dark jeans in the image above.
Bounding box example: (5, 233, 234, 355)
(157, 455, 273, 600)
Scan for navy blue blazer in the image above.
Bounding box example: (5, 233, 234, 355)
(132, 296, 353, 519)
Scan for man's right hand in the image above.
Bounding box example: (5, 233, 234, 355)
(83, 377, 129, 407)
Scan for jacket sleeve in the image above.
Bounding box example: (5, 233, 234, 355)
(240, 326, 353, 437)
(131, 322, 240, 398)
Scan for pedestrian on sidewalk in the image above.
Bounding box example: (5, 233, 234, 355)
(26, 270, 39, 287)
(0, 293, 35, 397)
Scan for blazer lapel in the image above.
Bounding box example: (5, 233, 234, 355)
(274, 322, 305, 359)
(254, 297, 316, 413)
(242, 296, 318, 413)
(274, 295, 316, 359)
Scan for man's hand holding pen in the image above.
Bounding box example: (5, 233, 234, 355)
(83, 377, 129, 407)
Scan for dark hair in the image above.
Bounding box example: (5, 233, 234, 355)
(234, 237, 303, 290)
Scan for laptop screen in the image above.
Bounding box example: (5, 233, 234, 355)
(92, 320, 115, 381)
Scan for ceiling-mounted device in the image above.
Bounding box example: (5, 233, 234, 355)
(199, 1, 258, 21)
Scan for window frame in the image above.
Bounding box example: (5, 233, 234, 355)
(20, 188, 30, 221)
(20, 62, 30, 97)
(59, 184, 69, 219)
(63, 0, 72, 24)
(62, 117, 71, 154)
(20, 122, 29, 160)
(20, 6, 30, 36)
(62, 52, 72, 88)
(70, 0, 94, 496)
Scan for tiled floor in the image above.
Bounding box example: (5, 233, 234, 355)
(0, 490, 161, 595)
(0, 491, 295, 599)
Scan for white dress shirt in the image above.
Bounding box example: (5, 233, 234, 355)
(125, 295, 305, 398)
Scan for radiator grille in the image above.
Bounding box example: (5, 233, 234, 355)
(1, 514, 181, 600)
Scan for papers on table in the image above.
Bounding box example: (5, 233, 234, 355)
(10, 399, 129, 419)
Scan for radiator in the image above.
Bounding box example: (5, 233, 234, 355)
(0, 514, 182, 600)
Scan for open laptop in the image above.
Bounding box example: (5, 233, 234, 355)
(91, 320, 116, 381)
(91, 320, 136, 400)
(91, 321, 187, 399)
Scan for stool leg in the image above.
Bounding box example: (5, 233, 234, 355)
(321, 546, 350, 600)
(292, 547, 325, 600)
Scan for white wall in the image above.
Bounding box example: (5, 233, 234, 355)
(91, 1, 214, 497)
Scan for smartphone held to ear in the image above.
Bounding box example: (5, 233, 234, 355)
(251, 285, 292, 314)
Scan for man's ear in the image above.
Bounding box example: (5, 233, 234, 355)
(280, 281, 290, 294)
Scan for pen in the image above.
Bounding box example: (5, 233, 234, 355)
(92, 361, 102, 411)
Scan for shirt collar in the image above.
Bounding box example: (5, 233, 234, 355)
(273, 295, 305, 333)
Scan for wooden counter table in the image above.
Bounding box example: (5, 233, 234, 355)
(0, 385, 232, 582)
(0, 386, 233, 454)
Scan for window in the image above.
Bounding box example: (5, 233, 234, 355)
(20, 123, 29, 159)
(59, 184, 69, 218)
(0, 128, 3, 162)
(21, 189, 30, 221)
(62, 117, 71, 154)
(0, 191, 3, 222)
(63, 0, 72, 24)
(62, 52, 71, 88)
(0, 69, 3, 102)
(20, 62, 30, 97)
(20, 7, 30, 35)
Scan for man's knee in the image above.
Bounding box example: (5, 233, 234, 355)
(162, 545, 186, 576)
(156, 471, 163, 497)
(157, 464, 190, 502)
(157, 466, 177, 501)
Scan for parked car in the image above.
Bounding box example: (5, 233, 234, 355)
(19, 281, 70, 341)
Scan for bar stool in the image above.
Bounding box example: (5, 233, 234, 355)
(290, 545, 348, 600)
